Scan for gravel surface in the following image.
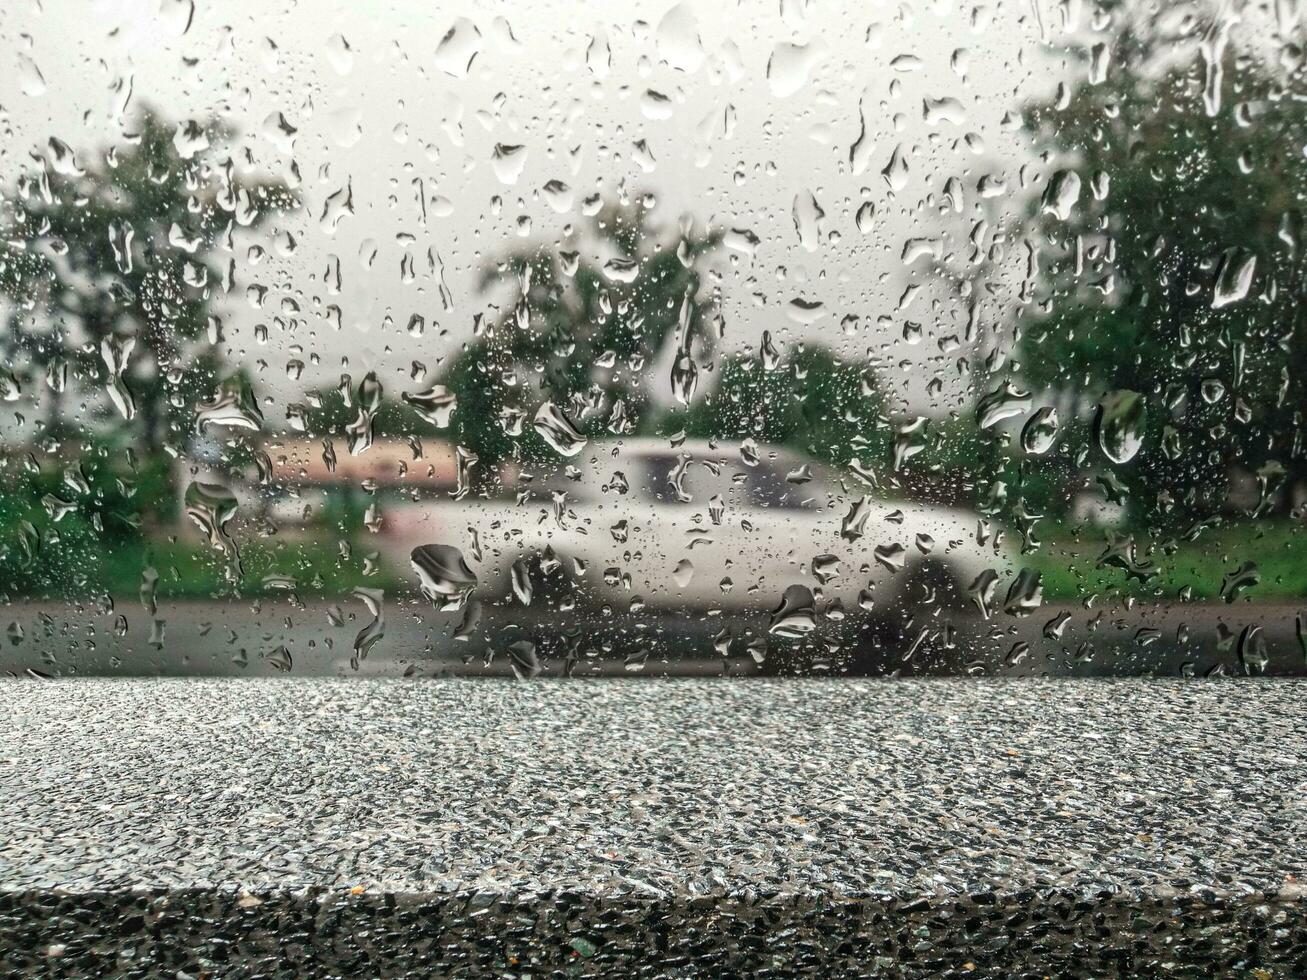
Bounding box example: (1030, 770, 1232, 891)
(1, 678, 1305, 975)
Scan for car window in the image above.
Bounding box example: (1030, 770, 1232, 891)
(747, 461, 823, 512)
(640, 454, 730, 506)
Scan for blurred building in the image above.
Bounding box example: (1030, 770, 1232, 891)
(175, 437, 459, 536)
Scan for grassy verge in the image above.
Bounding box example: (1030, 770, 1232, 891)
(1025, 521, 1307, 602)
(4, 514, 1303, 604)
(3, 535, 407, 601)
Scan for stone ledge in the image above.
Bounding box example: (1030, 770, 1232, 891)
(4, 888, 1305, 976)
(2, 678, 1305, 975)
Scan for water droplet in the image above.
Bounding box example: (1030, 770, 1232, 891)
(841, 496, 871, 542)
(172, 119, 210, 159)
(99, 337, 135, 420)
(1237, 624, 1268, 675)
(266, 645, 293, 672)
(326, 33, 354, 75)
(45, 358, 68, 394)
(585, 31, 611, 77)
(874, 543, 906, 573)
(1040, 169, 1081, 221)
(510, 557, 533, 606)
(453, 446, 479, 500)
(107, 219, 133, 274)
(882, 145, 909, 192)
(769, 584, 816, 637)
(976, 380, 1031, 429)
(767, 41, 823, 97)
(792, 191, 825, 251)
(673, 559, 695, 588)
(923, 96, 966, 126)
(855, 201, 875, 233)
(786, 297, 825, 325)
(195, 374, 264, 433)
(1088, 41, 1111, 84)
(184, 481, 242, 578)
(812, 554, 841, 584)
(47, 137, 84, 176)
(1199, 13, 1233, 115)
(454, 599, 483, 641)
(17, 53, 46, 96)
(0, 373, 21, 402)
(403, 385, 457, 428)
(1212, 248, 1256, 308)
(656, 3, 705, 72)
(892, 417, 928, 470)
(724, 227, 760, 256)
(491, 143, 528, 185)
(602, 255, 640, 282)
(411, 544, 477, 610)
(533, 401, 587, 456)
(1003, 568, 1043, 617)
(1020, 406, 1059, 455)
(670, 351, 699, 406)
(968, 569, 999, 619)
(1219, 561, 1259, 603)
(1094, 390, 1146, 464)
(541, 179, 573, 213)
(434, 18, 482, 78)
(346, 372, 384, 456)
(508, 639, 541, 679)
(351, 587, 385, 667)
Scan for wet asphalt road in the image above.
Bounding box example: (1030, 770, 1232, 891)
(1, 595, 1303, 677)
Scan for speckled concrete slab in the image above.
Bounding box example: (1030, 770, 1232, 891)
(1, 678, 1305, 976)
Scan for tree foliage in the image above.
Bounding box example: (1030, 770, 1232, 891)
(680, 344, 890, 470)
(1018, 13, 1307, 523)
(0, 107, 296, 454)
(439, 200, 721, 469)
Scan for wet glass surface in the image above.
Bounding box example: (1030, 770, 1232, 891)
(1, 0, 1305, 678)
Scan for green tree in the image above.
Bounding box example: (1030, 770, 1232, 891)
(680, 344, 891, 470)
(0, 107, 296, 455)
(297, 377, 419, 444)
(1017, 10, 1306, 525)
(439, 199, 721, 471)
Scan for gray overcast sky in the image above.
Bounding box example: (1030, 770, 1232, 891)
(1, 0, 1085, 418)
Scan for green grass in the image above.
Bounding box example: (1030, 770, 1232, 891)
(1025, 521, 1307, 603)
(3, 534, 408, 601)
(5, 505, 1304, 606)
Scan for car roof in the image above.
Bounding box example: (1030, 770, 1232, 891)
(593, 437, 801, 464)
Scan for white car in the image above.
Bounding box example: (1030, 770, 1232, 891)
(379, 439, 1017, 635)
